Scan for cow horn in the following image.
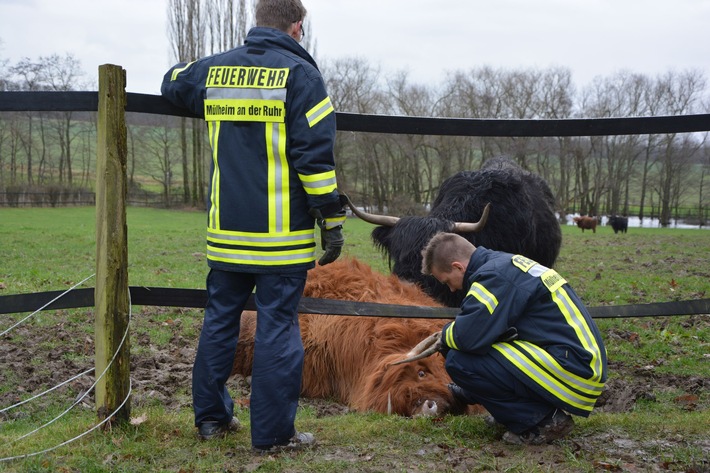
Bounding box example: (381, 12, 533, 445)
(343, 194, 400, 227)
(451, 202, 491, 233)
(389, 332, 442, 366)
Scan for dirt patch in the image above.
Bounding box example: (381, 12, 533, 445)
(3, 311, 705, 417)
(1, 309, 708, 472)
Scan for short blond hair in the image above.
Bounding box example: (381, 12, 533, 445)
(421, 232, 475, 275)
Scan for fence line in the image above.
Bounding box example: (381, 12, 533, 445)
(2, 91, 710, 137)
(1, 286, 709, 319)
(1, 191, 707, 226)
(2, 77, 710, 437)
(0, 191, 172, 208)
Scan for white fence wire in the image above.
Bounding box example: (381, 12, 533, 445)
(0, 276, 133, 463)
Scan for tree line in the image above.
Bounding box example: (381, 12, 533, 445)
(1, 2, 709, 226)
(324, 61, 709, 226)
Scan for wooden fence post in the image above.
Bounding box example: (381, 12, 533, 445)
(95, 64, 131, 423)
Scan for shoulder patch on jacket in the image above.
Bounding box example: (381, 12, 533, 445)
(511, 254, 536, 272)
(512, 254, 566, 292)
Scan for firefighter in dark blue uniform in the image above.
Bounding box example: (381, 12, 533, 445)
(161, 0, 344, 452)
(421, 232, 607, 444)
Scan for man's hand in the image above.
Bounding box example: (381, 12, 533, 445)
(318, 225, 344, 265)
(438, 331, 450, 358)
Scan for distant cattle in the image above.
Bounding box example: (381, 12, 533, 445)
(232, 258, 468, 417)
(348, 157, 562, 308)
(573, 216, 598, 233)
(608, 215, 628, 234)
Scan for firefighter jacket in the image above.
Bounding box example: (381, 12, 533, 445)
(161, 27, 344, 274)
(441, 247, 608, 416)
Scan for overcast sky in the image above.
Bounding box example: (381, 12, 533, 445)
(1, 0, 708, 97)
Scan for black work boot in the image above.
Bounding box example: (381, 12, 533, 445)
(197, 417, 241, 440)
(252, 431, 316, 454)
(502, 409, 574, 445)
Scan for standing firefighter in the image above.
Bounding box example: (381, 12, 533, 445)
(421, 232, 607, 444)
(161, 0, 345, 453)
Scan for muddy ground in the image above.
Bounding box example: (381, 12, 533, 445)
(1, 310, 708, 472)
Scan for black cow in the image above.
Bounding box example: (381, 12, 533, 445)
(608, 215, 628, 234)
(350, 157, 562, 308)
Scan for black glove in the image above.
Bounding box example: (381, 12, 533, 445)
(310, 201, 346, 266)
(438, 331, 450, 358)
(496, 327, 518, 343)
(318, 223, 344, 266)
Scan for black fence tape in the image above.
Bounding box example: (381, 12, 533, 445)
(2, 91, 709, 320)
(1, 287, 707, 320)
(2, 91, 710, 137)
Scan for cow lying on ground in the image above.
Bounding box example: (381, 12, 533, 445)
(608, 215, 628, 234)
(573, 215, 598, 233)
(232, 258, 468, 417)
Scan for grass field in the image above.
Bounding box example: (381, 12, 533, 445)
(0, 207, 708, 472)
(1, 206, 708, 303)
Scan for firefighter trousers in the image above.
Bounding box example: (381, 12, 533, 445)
(192, 268, 307, 447)
(446, 350, 557, 434)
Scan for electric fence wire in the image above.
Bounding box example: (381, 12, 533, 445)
(0, 368, 95, 415)
(0, 273, 97, 414)
(0, 279, 133, 463)
(0, 380, 132, 463)
(0, 273, 95, 338)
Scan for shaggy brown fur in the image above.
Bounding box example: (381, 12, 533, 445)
(232, 258, 468, 416)
(573, 215, 598, 233)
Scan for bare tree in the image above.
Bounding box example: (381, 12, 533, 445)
(166, 0, 255, 207)
(0, 114, 6, 185)
(321, 57, 385, 205)
(168, 0, 204, 205)
(144, 124, 179, 207)
(39, 53, 85, 186)
(10, 58, 45, 186)
(206, 0, 253, 54)
(580, 72, 649, 216)
(386, 71, 439, 207)
(699, 143, 710, 226)
(0, 40, 10, 91)
(649, 70, 707, 226)
(443, 66, 504, 163)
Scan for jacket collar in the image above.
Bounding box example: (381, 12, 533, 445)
(245, 27, 319, 70)
(465, 246, 490, 282)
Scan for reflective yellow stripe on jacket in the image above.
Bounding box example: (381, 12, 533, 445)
(444, 322, 459, 350)
(298, 170, 337, 196)
(468, 282, 498, 315)
(495, 255, 606, 411)
(206, 228, 315, 266)
(306, 97, 334, 127)
(492, 340, 603, 412)
(205, 112, 316, 266)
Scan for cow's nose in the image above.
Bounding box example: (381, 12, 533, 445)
(416, 400, 438, 417)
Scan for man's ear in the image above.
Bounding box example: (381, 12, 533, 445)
(451, 261, 466, 272)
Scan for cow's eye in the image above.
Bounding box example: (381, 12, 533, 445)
(418, 370, 426, 378)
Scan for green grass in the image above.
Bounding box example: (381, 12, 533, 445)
(2, 407, 707, 472)
(0, 206, 391, 293)
(2, 206, 707, 300)
(0, 207, 709, 472)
